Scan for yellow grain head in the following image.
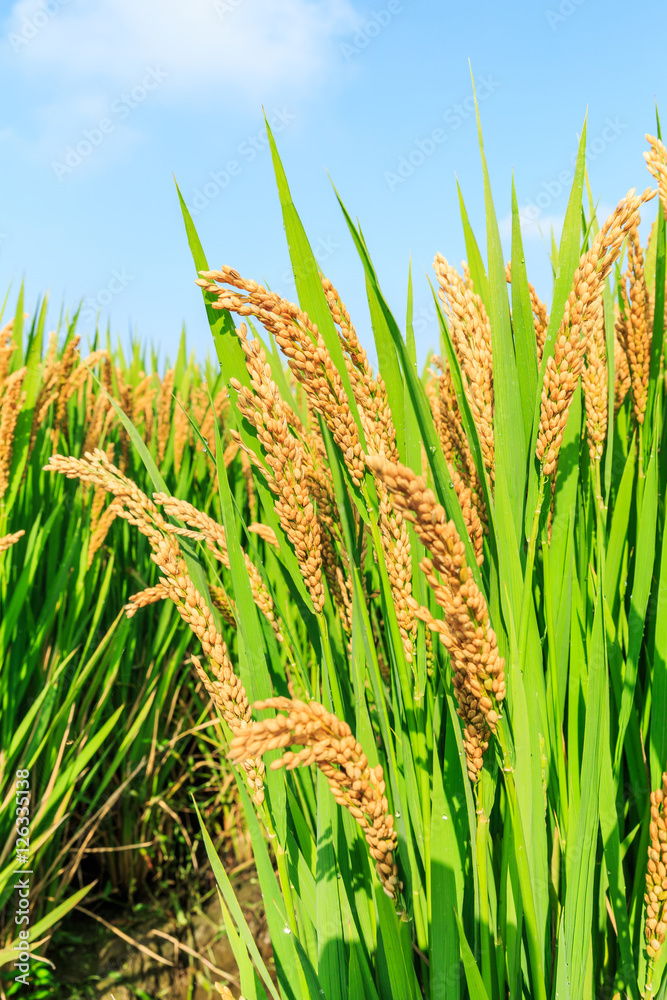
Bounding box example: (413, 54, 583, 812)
(229, 697, 401, 901)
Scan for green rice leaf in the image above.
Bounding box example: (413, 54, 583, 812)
(174, 178, 249, 391)
(525, 120, 587, 535)
(472, 79, 526, 542)
(362, 267, 406, 458)
(315, 770, 348, 1000)
(454, 910, 491, 1000)
(510, 175, 539, 449)
(194, 800, 282, 1000)
(456, 182, 490, 313)
(0, 884, 94, 967)
(219, 893, 263, 1000)
(650, 518, 667, 787)
(563, 587, 606, 1000)
(264, 121, 365, 448)
(429, 731, 464, 1000)
(613, 433, 658, 775)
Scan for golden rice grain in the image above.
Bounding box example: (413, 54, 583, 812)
(617, 225, 651, 424)
(195, 268, 366, 487)
(614, 331, 632, 415)
(536, 188, 654, 477)
(45, 449, 265, 803)
(581, 295, 608, 462)
(229, 697, 401, 900)
(227, 324, 325, 612)
(434, 256, 495, 483)
(0, 367, 27, 500)
(157, 369, 174, 463)
(365, 455, 505, 781)
(645, 772, 667, 964)
(87, 495, 124, 566)
(645, 134, 667, 218)
(154, 490, 284, 643)
(0, 529, 24, 553)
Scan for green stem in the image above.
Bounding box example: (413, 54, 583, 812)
(593, 458, 606, 519)
(541, 537, 569, 841)
(317, 612, 345, 718)
(645, 955, 656, 997)
(497, 724, 548, 1000)
(517, 475, 546, 670)
(367, 510, 432, 848)
(265, 808, 311, 1000)
(476, 797, 494, 998)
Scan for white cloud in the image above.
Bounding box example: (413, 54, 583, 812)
(4, 0, 360, 103)
(499, 209, 565, 243)
(499, 200, 626, 244)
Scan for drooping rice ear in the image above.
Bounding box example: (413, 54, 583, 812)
(536, 187, 654, 479)
(229, 697, 402, 901)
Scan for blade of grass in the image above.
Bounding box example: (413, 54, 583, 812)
(174, 179, 249, 392)
(264, 121, 366, 450)
(472, 73, 526, 543)
(509, 174, 539, 450)
(525, 120, 587, 536)
(194, 800, 282, 1000)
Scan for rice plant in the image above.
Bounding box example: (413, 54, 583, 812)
(21, 111, 667, 998)
(0, 311, 254, 970)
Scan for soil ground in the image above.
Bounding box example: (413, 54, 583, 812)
(49, 870, 270, 999)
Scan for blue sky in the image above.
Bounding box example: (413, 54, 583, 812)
(1, 0, 665, 366)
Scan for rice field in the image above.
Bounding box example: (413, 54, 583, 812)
(2, 114, 667, 999)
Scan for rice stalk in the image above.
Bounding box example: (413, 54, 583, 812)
(365, 454, 505, 781)
(428, 354, 486, 562)
(614, 327, 632, 414)
(224, 324, 325, 613)
(195, 268, 366, 487)
(506, 261, 550, 364)
(0, 529, 24, 552)
(645, 134, 667, 218)
(157, 368, 175, 463)
(51, 334, 81, 446)
(320, 274, 416, 656)
(173, 391, 190, 474)
(617, 224, 652, 424)
(434, 255, 495, 483)
(87, 495, 124, 567)
(645, 772, 667, 987)
(0, 321, 16, 390)
(44, 448, 265, 804)
(536, 188, 654, 477)
(581, 294, 608, 462)
(228, 696, 401, 901)
(154, 490, 285, 642)
(0, 366, 27, 499)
